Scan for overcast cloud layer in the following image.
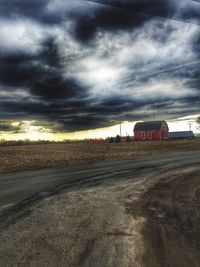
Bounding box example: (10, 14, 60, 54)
(0, 0, 199, 133)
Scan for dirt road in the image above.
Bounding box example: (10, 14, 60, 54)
(0, 151, 199, 266)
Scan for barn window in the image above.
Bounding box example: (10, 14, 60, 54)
(148, 132, 152, 138)
(141, 132, 145, 139)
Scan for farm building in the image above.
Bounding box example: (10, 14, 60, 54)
(134, 120, 169, 141)
(169, 131, 195, 140)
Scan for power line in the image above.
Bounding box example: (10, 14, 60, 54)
(83, 0, 200, 26)
(81, 55, 200, 87)
(191, 0, 200, 3)
(65, 2, 200, 84)
(121, 57, 200, 84)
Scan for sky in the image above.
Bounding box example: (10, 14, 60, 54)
(0, 0, 199, 140)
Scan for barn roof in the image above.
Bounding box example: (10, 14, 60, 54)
(169, 131, 194, 138)
(134, 121, 166, 131)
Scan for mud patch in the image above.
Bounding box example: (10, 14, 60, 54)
(126, 168, 200, 267)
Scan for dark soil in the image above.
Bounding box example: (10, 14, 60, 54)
(126, 169, 200, 267)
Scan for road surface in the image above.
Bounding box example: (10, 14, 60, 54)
(1, 151, 199, 213)
(0, 151, 200, 267)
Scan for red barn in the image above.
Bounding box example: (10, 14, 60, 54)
(134, 120, 169, 141)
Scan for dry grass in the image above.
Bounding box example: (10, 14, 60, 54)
(0, 140, 200, 173)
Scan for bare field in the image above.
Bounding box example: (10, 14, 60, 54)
(0, 140, 200, 173)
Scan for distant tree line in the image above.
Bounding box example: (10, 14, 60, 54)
(0, 135, 133, 146)
(197, 116, 200, 130)
(0, 139, 82, 146)
(108, 135, 132, 143)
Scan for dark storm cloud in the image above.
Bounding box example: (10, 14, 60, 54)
(0, 0, 60, 24)
(74, 5, 151, 42)
(0, 0, 47, 17)
(84, 0, 200, 21)
(0, 123, 18, 132)
(71, 0, 194, 43)
(0, 121, 30, 133)
(0, 0, 200, 133)
(0, 0, 173, 26)
(0, 37, 86, 100)
(84, 0, 175, 16)
(0, 54, 35, 88)
(1, 0, 198, 42)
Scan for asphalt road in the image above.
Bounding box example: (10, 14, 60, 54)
(0, 151, 200, 267)
(0, 151, 199, 214)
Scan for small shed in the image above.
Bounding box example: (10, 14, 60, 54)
(134, 120, 169, 141)
(169, 131, 194, 140)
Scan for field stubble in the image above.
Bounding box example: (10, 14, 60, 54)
(0, 140, 200, 173)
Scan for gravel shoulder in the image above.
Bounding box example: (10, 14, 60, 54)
(0, 177, 147, 267)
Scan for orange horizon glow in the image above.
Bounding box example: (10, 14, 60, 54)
(0, 114, 199, 141)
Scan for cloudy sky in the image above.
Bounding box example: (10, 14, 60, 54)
(0, 0, 200, 140)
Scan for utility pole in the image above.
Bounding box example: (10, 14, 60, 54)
(188, 122, 192, 131)
(153, 103, 156, 121)
(120, 122, 122, 137)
